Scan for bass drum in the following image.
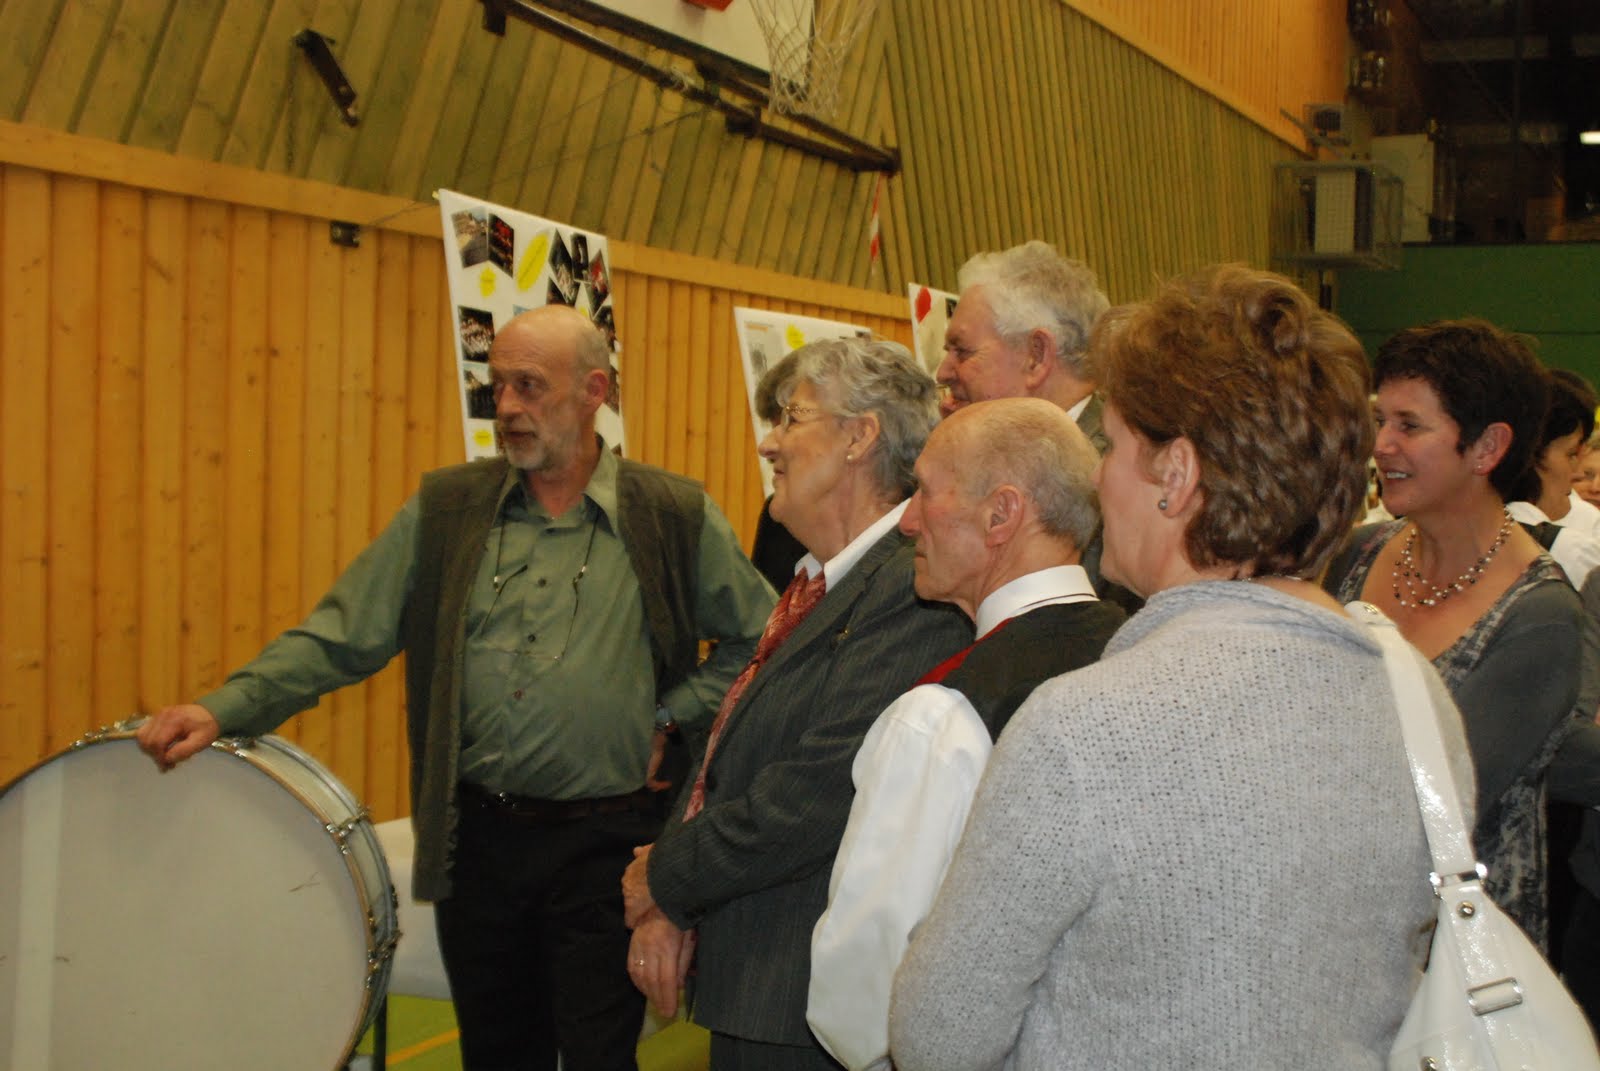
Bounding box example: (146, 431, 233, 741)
(0, 725, 397, 1070)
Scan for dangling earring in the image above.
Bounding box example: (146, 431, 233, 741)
(1157, 498, 1168, 511)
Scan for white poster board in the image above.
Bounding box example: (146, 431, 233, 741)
(907, 282, 958, 378)
(732, 307, 870, 496)
(438, 189, 624, 461)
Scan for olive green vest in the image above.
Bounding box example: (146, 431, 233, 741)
(402, 455, 704, 899)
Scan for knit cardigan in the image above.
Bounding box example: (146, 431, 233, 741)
(890, 581, 1473, 1071)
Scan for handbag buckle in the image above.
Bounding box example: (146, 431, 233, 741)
(1466, 977, 1523, 1016)
(1428, 863, 1486, 895)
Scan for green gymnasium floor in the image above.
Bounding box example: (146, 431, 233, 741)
(351, 996, 711, 1070)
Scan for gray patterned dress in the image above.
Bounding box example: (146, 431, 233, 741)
(1325, 520, 1582, 946)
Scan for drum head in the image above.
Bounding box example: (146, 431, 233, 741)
(0, 737, 376, 1070)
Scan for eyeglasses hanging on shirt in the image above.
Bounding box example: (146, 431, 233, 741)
(476, 512, 599, 662)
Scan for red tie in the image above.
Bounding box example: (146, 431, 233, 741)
(682, 568, 828, 820)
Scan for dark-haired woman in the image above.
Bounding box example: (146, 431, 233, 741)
(1325, 318, 1583, 946)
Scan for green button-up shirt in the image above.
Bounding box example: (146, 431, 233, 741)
(201, 450, 775, 799)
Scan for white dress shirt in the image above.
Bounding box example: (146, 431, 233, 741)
(1566, 492, 1600, 540)
(806, 566, 1097, 1071)
(796, 501, 909, 589)
(1508, 499, 1600, 586)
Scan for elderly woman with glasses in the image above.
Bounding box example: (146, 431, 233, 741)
(621, 337, 969, 1070)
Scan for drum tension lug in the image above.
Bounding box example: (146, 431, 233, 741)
(368, 934, 402, 988)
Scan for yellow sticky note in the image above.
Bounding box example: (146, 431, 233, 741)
(784, 324, 806, 350)
(479, 267, 496, 297)
(472, 427, 495, 448)
(518, 230, 551, 290)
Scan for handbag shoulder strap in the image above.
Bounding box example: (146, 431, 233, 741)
(1345, 601, 1480, 882)
(1352, 602, 1600, 1070)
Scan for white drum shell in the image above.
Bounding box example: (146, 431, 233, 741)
(0, 730, 396, 1071)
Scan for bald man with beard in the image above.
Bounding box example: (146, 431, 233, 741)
(139, 306, 775, 1070)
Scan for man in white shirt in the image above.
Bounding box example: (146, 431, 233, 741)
(806, 399, 1126, 1071)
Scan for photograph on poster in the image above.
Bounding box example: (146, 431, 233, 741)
(464, 368, 496, 419)
(490, 215, 515, 275)
(547, 278, 570, 307)
(588, 249, 611, 303)
(453, 208, 489, 267)
(548, 232, 577, 303)
(572, 234, 590, 277)
(593, 304, 617, 350)
(747, 338, 774, 383)
(458, 306, 496, 362)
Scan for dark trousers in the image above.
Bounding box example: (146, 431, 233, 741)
(708, 1032, 844, 1070)
(434, 797, 662, 1071)
(1561, 886, 1600, 1030)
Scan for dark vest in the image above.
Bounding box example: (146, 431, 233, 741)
(938, 601, 1126, 740)
(401, 455, 704, 898)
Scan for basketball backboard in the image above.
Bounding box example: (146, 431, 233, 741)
(538, 0, 808, 83)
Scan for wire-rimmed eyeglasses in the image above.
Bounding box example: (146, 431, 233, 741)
(776, 403, 829, 430)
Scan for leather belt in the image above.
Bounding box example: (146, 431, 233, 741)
(458, 781, 656, 823)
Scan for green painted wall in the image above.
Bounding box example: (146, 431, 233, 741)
(1335, 243, 1600, 381)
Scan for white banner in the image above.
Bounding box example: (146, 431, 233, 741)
(438, 189, 624, 460)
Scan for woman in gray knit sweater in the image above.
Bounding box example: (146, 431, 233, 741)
(889, 266, 1472, 1069)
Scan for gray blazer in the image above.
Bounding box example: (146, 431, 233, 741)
(649, 529, 969, 1047)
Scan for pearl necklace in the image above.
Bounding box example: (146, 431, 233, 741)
(1390, 510, 1513, 609)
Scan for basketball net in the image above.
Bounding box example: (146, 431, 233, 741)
(744, 0, 882, 120)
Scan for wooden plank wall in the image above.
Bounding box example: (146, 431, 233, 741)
(1066, 0, 1349, 147)
(883, 4, 1302, 303)
(0, 0, 1344, 295)
(0, 129, 910, 817)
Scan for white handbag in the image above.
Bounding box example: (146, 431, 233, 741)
(1352, 602, 1600, 1070)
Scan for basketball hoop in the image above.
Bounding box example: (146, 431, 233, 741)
(745, 0, 881, 120)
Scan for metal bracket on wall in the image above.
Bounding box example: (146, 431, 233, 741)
(294, 28, 361, 127)
(329, 221, 361, 248)
(478, 0, 899, 174)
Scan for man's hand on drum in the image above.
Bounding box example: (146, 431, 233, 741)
(627, 907, 695, 1017)
(136, 704, 222, 771)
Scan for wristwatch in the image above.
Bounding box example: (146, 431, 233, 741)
(654, 705, 679, 736)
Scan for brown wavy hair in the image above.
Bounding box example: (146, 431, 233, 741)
(1090, 264, 1374, 578)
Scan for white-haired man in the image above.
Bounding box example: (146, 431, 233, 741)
(937, 240, 1111, 450)
(807, 398, 1125, 1071)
